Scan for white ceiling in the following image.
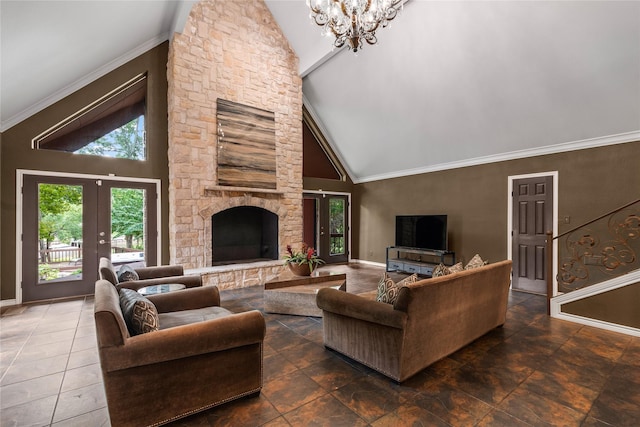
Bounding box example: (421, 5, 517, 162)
(2, 1, 639, 183)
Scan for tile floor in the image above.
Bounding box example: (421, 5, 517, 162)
(1, 263, 639, 426)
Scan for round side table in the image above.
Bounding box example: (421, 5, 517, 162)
(137, 283, 186, 296)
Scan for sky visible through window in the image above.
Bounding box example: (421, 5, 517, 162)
(75, 116, 146, 160)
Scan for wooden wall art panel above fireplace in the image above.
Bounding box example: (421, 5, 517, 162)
(216, 98, 276, 189)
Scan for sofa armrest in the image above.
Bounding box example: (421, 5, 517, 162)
(135, 264, 184, 279)
(100, 310, 265, 372)
(147, 286, 220, 313)
(316, 288, 407, 330)
(116, 274, 202, 291)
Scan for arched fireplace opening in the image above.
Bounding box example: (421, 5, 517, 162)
(211, 206, 278, 265)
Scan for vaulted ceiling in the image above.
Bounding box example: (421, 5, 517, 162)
(2, 1, 639, 183)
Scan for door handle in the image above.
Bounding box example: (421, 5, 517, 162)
(99, 240, 106, 245)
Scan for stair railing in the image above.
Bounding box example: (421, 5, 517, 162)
(545, 198, 640, 314)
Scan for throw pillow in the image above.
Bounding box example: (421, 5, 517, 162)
(464, 254, 487, 270)
(119, 288, 159, 335)
(397, 273, 419, 287)
(431, 263, 450, 277)
(117, 264, 139, 282)
(448, 262, 464, 273)
(376, 273, 418, 304)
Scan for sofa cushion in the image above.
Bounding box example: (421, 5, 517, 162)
(376, 273, 418, 304)
(117, 264, 139, 282)
(465, 254, 487, 270)
(158, 306, 234, 329)
(119, 288, 159, 335)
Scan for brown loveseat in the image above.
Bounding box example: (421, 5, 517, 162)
(99, 257, 202, 291)
(316, 260, 512, 382)
(94, 279, 265, 426)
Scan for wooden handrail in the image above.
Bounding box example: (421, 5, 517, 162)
(554, 197, 640, 240)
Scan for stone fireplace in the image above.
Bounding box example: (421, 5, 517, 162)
(211, 206, 278, 265)
(166, 1, 303, 289)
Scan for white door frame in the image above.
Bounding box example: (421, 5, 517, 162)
(507, 171, 559, 296)
(15, 169, 162, 305)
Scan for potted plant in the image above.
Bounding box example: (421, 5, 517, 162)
(283, 243, 325, 276)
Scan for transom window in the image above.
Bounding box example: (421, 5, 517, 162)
(33, 73, 147, 161)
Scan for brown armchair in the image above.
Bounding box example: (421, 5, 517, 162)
(98, 257, 202, 291)
(94, 279, 266, 426)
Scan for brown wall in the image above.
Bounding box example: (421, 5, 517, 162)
(353, 141, 640, 266)
(1, 43, 170, 301)
(562, 282, 640, 329)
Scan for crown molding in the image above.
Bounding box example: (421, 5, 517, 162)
(354, 131, 640, 184)
(1, 34, 169, 133)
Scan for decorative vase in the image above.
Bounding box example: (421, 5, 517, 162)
(288, 262, 312, 276)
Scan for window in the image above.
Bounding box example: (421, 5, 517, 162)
(33, 74, 147, 160)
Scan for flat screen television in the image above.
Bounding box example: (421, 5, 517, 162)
(395, 215, 448, 251)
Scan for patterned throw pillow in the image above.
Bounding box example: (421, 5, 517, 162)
(431, 263, 450, 277)
(119, 288, 159, 335)
(117, 264, 139, 282)
(376, 273, 418, 305)
(448, 262, 464, 273)
(464, 254, 487, 270)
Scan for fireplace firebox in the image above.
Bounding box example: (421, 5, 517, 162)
(211, 206, 278, 265)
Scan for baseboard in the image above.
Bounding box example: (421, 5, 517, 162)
(553, 312, 640, 337)
(550, 269, 640, 337)
(1, 299, 18, 308)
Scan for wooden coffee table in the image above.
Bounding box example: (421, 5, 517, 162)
(264, 270, 346, 317)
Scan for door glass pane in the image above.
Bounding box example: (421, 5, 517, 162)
(110, 188, 147, 267)
(37, 183, 83, 283)
(329, 198, 345, 256)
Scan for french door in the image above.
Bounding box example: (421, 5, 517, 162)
(21, 173, 158, 302)
(303, 193, 349, 264)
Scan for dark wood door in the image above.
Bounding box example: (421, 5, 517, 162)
(22, 175, 98, 302)
(512, 176, 553, 295)
(303, 193, 349, 264)
(21, 175, 158, 302)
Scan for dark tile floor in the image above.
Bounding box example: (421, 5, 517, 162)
(1, 263, 639, 426)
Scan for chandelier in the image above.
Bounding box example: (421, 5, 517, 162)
(307, 0, 404, 52)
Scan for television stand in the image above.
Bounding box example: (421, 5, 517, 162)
(386, 246, 456, 277)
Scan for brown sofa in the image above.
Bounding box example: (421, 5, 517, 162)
(316, 260, 512, 382)
(94, 279, 265, 426)
(99, 257, 202, 291)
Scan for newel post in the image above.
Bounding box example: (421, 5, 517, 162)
(545, 230, 553, 315)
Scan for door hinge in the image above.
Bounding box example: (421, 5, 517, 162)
(96, 180, 102, 186)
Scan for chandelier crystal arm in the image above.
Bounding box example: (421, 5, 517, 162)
(307, 0, 404, 53)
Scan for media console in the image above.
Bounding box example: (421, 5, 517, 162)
(386, 246, 456, 277)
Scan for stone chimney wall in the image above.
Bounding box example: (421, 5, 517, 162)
(167, 0, 303, 277)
